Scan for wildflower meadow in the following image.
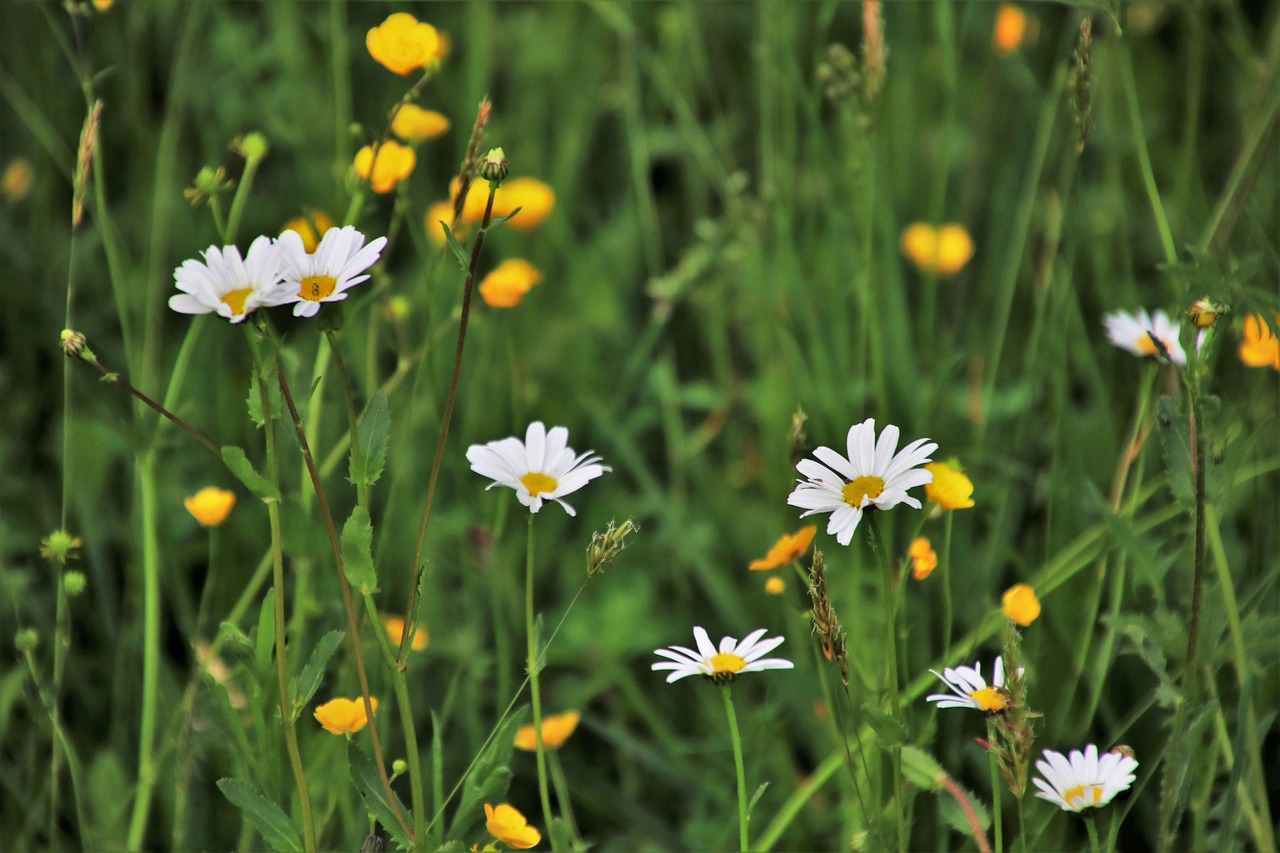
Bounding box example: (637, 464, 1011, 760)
(3, 1, 1279, 851)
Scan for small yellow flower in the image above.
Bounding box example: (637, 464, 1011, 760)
(514, 710, 581, 751)
(993, 4, 1028, 54)
(909, 537, 938, 580)
(382, 614, 428, 651)
(280, 209, 335, 254)
(1239, 314, 1280, 371)
(450, 176, 556, 229)
(184, 487, 236, 527)
(902, 223, 974, 277)
(354, 141, 416, 194)
(764, 576, 786, 596)
(749, 525, 817, 570)
(484, 803, 541, 849)
(391, 104, 451, 143)
(924, 460, 975, 509)
(92, 0, 113, 11)
(314, 697, 378, 735)
(366, 13, 441, 76)
(425, 199, 466, 246)
(1002, 583, 1041, 627)
(479, 259, 543, 308)
(2, 158, 34, 201)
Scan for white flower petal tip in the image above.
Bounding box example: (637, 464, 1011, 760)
(1032, 744, 1138, 812)
(466, 421, 609, 516)
(279, 225, 387, 317)
(924, 656, 1023, 713)
(651, 626, 794, 684)
(169, 235, 295, 323)
(787, 418, 936, 545)
(1102, 308, 1201, 365)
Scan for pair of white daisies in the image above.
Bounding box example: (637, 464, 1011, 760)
(169, 227, 387, 323)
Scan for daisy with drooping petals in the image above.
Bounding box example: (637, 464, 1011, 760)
(926, 656, 1019, 713)
(652, 626, 794, 684)
(1103, 308, 1194, 365)
(277, 225, 387, 318)
(788, 419, 937, 546)
(1033, 744, 1138, 812)
(466, 421, 609, 516)
(169, 235, 295, 323)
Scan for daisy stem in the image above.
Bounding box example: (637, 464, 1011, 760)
(1084, 812, 1102, 853)
(941, 511, 955, 662)
(720, 684, 749, 853)
(525, 514, 557, 848)
(987, 718, 1003, 853)
(869, 517, 906, 853)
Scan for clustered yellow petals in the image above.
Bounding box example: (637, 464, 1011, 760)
(366, 13, 442, 76)
(449, 176, 556, 229)
(484, 802, 541, 849)
(514, 710, 581, 751)
(925, 460, 975, 509)
(909, 536, 938, 580)
(391, 104, 451, 143)
(1239, 314, 1280, 371)
(382, 614, 428, 651)
(1002, 583, 1041, 627)
(901, 222, 975, 276)
(314, 697, 378, 735)
(354, 141, 416, 194)
(993, 4, 1029, 54)
(281, 209, 335, 254)
(478, 259, 544, 308)
(764, 576, 786, 595)
(184, 487, 236, 527)
(749, 525, 817, 570)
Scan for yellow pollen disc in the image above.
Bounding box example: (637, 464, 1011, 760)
(842, 475, 885, 507)
(221, 287, 253, 317)
(300, 275, 338, 302)
(708, 652, 746, 674)
(969, 687, 1008, 712)
(520, 471, 558, 497)
(1138, 334, 1160, 355)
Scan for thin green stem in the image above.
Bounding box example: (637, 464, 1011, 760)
(325, 330, 367, 508)
(941, 511, 955, 662)
(124, 452, 161, 851)
(988, 719, 1004, 853)
(721, 684, 749, 853)
(1085, 813, 1102, 853)
(525, 515, 556, 847)
(22, 645, 93, 851)
(547, 753, 581, 847)
(224, 150, 263, 246)
(1118, 38, 1179, 270)
(870, 518, 906, 853)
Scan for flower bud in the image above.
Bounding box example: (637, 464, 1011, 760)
(64, 571, 87, 596)
(478, 147, 508, 183)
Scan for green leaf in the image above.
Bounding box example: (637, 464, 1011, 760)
(245, 372, 282, 428)
(902, 745, 946, 792)
(938, 780, 991, 838)
(861, 703, 908, 747)
(341, 506, 378, 594)
(747, 781, 770, 813)
(201, 673, 255, 775)
(547, 817, 574, 852)
(289, 630, 345, 718)
(447, 709, 523, 838)
(216, 778, 304, 853)
(254, 589, 276, 676)
(440, 222, 469, 272)
(350, 392, 390, 488)
(221, 446, 281, 503)
(489, 205, 524, 228)
(1156, 396, 1193, 505)
(347, 742, 413, 851)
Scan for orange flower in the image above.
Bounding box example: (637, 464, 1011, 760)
(391, 105, 451, 143)
(909, 537, 938, 580)
(314, 697, 378, 735)
(184, 487, 235, 527)
(484, 803, 540, 849)
(1002, 583, 1041, 627)
(924, 461, 975, 509)
(901, 222, 974, 276)
(1239, 314, 1280, 370)
(382, 614, 427, 651)
(449, 176, 556, 229)
(280, 209, 335, 254)
(478, 259, 543, 308)
(993, 5, 1028, 54)
(366, 13, 441, 76)
(749, 525, 817, 570)
(354, 141, 416, 194)
(514, 710, 580, 751)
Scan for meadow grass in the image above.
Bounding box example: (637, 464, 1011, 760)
(1, 1, 1278, 851)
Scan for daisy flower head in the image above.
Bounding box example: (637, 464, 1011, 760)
(652, 626, 794, 684)
(1103, 308, 1195, 365)
(1033, 744, 1138, 812)
(466, 421, 609, 517)
(926, 656, 1020, 713)
(169, 235, 295, 323)
(277, 225, 387, 318)
(787, 418, 937, 546)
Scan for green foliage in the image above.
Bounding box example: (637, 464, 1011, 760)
(341, 506, 378, 594)
(216, 778, 304, 853)
(351, 391, 391, 489)
(290, 630, 345, 720)
(347, 743, 413, 851)
(221, 445, 282, 503)
(446, 711, 523, 840)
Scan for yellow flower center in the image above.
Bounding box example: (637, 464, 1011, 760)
(221, 287, 253, 317)
(969, 687, 1008, 712)
(520, 472, 558, 497)
(300, 275, 338, 302)
(709, 652, 746, 674)
(1063, 783, 1104, 810)
(1138, 333, 1160, 355)
(842, 475, 885, 507)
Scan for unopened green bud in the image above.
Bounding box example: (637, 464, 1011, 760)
(234, 132, 269, 162)
(478, 147, 508, 183)
(40, 529, 83, 565)
(60, 329, 87, 357)
(15, 628, 39, 652)
(64, 571, 87, 596)
(392, 759, 408, 776)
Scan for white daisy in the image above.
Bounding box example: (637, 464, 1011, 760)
(169, 235, 295, 323)
(1033, 744, 1139, 812)
(652, 626, 794, 684)
(466, 421, 609, 516)
(278, 225, 387, 318)
(787, 418, 937, 546)
(925, 656, 1021, 713)
(1103, 308, 1196, 365)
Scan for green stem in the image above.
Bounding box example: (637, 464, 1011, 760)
(870, 518, 906, 853)
(525, 515, 556, 847)
(1118, 37, 1179, 271)
(941, 511, 955, 662)
(325, 330, 366, 507)
(124, 452, 161, 851)
(721, 684, 749, 853)
(1085, 813, 1102, 853)
(988, 719, 1003, 853)
(224, 150, 263, 246)
(547, 753, 581, 847)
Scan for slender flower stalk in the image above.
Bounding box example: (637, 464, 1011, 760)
(989, 718, 1004, 853)
(722, 684, 750, 852)
(868, 517, 907, 853)
(525, 515, 557, 848)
